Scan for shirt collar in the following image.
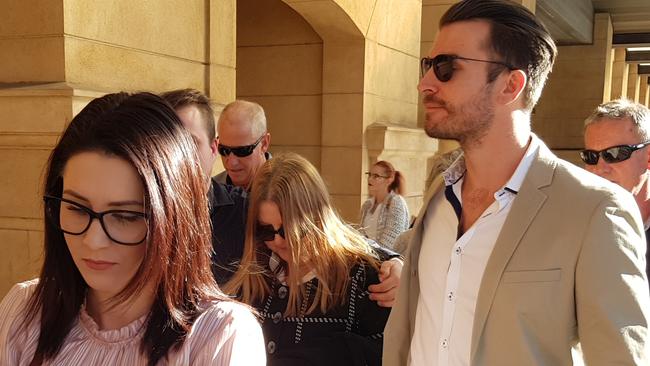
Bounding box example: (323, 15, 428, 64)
(442, 153, 466, 186)
(208, 178, 234, 208)
(268, 253, 316, 284)
(501, 135, 540, 194)
(442, 135, 540, 196)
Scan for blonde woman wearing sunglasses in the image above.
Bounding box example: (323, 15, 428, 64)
(224, 153, 391, 366)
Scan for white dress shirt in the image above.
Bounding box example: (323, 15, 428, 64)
(409, 138, 539, 366)
(362, 202, 383, 240)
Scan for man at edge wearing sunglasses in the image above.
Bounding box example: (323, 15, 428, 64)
(582, 98, 650, 286)
(384, 1, 649, 366)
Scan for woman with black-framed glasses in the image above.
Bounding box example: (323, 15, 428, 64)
(0, 92, 265, 365)
(223, 153, 391, 366)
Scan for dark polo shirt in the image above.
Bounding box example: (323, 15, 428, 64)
(208, 177, 248, 285)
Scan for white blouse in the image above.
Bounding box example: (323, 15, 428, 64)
(0, 280, 266, 365)
(362, 203, 383, 241)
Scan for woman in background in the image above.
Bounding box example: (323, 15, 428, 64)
(225, 153, 391, 366)
(360, 160, 410, 249)
(0, 92, 265, 365)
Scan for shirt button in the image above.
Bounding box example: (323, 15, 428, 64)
(267, 340, 276, 354)
(441, 339, 448, 348)
(272, 311, 282, 324)
(447, 292, 454, 301)
(278, 286, 288, 299)
(454, 247, 461, 255)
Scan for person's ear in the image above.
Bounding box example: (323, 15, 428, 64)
(209, 138, 218, 158)
(387, 173, 395, 187)
(497, 69, 527, 106)
(261, 133, 271, 152)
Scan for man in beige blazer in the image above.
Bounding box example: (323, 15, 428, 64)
(383, 1, 650, 365)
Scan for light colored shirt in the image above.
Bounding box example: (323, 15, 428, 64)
(362, 202, 383, 240)
(409, 138, 539, 366)
(0, 279, 266, 366)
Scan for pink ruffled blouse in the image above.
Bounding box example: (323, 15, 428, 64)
(0, 280, 266, 365)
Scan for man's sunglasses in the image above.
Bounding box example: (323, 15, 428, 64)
(420, 54, 515, 82)
(256, 223, 285, 242)
(580, 141, 650, 165)
(217, 134, 265, 158)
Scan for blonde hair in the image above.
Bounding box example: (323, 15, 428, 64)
(224, 153, 380, 316)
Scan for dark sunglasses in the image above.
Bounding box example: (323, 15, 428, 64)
(420, 54, 515, 82)
(580, 141, 650, 165)
(256, 223, 285, 242)
(217, 134, 265, 158)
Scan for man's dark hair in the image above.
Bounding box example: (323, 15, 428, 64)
(440, 0, 557, 110)
(161, 88, 216, 140)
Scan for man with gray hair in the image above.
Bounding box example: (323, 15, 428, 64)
(214, 100, 271, 189)
(582, 98, 650, 284)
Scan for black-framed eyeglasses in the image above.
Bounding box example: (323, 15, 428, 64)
(420, 54, 515, 82)
(255, 223, 285, 242)
(580, 141, 650, 165)
(43, 195, 148, 246)
(217, 134, 265, 158)
(365, 172, 389, 180)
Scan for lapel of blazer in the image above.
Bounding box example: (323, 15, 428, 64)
(406, 149, 460, 329)
(469, 140, 557, 360)
(407, 174, 445, 327)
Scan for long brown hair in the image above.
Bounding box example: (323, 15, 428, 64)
(224, 153, 380, 316)
(26, 92, 227, 365)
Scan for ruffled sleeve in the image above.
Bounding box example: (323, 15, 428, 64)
(0, 280, 39, 366)
(186, 300, 266, 366)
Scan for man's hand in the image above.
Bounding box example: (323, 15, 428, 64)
(368, 258, 403, 307)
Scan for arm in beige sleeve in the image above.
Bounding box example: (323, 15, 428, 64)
(576, 192, 650, 365)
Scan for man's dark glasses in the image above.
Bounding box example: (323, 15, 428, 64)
(580, 141, 650, 165)
(420, 54, 515, 82)
(256, 223, 285, 242)
(44, 195, 147, 245)
(218, 134, 265, 158)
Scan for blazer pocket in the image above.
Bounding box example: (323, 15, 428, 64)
(501, 269, 562, 283)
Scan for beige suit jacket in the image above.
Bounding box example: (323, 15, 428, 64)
(383, 139, 650, 365)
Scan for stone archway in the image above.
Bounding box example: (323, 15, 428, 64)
(236, 0, 325, 168)
(237, 0, 432, 220)
(283, 0, 432, 220)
